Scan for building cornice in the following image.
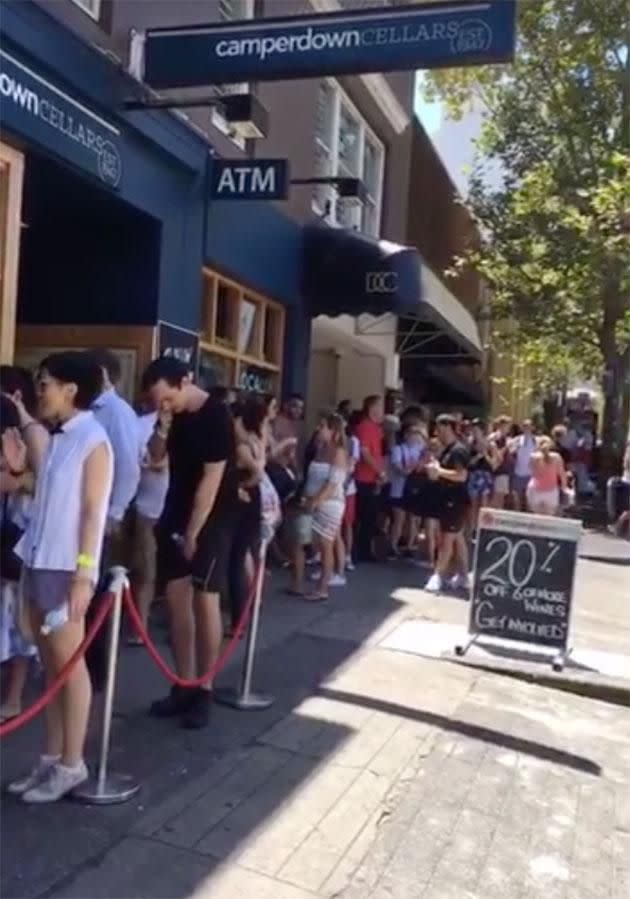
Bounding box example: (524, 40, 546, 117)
(307, 0, 411, 135)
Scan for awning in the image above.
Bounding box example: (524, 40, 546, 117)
(302, 224, 482, 359)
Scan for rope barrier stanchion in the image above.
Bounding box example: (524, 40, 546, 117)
(214, 539, 274, 711)
(74, 567, 140, 806)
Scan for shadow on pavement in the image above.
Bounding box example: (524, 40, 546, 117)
(317, 686, 602, 777)
(1, 585, 406, 899)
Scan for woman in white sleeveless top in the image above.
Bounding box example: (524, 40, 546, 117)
(302, 412, 348, 601)
(7, 352, 113, 804)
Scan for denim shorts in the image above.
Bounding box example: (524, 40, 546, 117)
(22, 568, 74, 614)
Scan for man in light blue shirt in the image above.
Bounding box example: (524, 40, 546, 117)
(87, 349, 140, 532)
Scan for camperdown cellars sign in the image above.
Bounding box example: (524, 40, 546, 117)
(0, 49, 122, 188)
(140, 1, 517, 90)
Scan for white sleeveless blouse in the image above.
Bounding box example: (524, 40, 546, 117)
(16, 411, 113, 573)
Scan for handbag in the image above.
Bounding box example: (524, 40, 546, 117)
(0, 496, 24, 583)
(265, 461, 297, 502)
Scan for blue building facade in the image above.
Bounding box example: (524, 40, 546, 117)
(0, 0, 308, 396)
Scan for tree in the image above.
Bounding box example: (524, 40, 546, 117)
(424, 0, 630, 467)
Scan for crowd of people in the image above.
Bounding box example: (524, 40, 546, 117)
(0, 353, 627, 805)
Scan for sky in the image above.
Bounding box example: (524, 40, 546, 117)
(413, 77, 500, 198)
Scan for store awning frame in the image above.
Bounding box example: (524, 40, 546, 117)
(303, 224, 483, 361)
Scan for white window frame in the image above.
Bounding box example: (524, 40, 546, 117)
(211, 0, 255, 149)
(312, 78, 385, 238)
(69, 0, 101, 21)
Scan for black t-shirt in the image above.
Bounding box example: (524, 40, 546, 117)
(438, 441, 470, 506)
(161, 397, 238, 531)
(468, 439, 493, 473)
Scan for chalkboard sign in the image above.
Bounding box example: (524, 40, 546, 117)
(469, 509, 582, 651)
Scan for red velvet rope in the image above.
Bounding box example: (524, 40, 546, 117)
(0, 591, 115, 739)
(122, 561, 260, 688)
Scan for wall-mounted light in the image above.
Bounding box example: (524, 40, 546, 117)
(122, 91, 269, 139)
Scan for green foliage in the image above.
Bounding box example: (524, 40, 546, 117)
(423, 0, 630, 385)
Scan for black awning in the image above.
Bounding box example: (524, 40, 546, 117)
(302, 224, 421, 317)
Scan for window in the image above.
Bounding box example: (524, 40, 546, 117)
(200, 269, 285, 394)
(69, 0, 101, 21)
(312, 80, 385, 237)
(211, 0, 255, 147)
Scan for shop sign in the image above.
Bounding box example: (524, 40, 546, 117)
(238, 364, 274, 394)
(210, 158, 289, 201)
(142, 1, 516, 90)
(468, 509, 582, 652)
(0, 49, 122, 189)
(157, 321, 199, 376)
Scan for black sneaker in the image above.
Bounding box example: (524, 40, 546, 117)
(181, 688, 212, 730)
(149, 686, 195, 718)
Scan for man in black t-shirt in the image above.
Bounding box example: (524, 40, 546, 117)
(142, 357, 238, 729)
(425, 414, 471, 593)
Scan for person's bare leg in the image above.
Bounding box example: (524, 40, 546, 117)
(193, 591, 222, 690)
(425, 519, 438, 567)
(436, 533, 455, 579)
(31, 607, 63, 758)
(2, 657, 30, 712)
(47, 621, 92, 766)
(408, 515, 419, 552)
(343, 520, 354, 565)
(334, 531, 346, 576)
(316, 536, 334, 596)
(165, 576, 195, 679)
(390, 507, 405, 553)
(454, 532, 470, 579)
(290, 542, 305, 592)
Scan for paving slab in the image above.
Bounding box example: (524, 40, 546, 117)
(1, 555, 628, 899)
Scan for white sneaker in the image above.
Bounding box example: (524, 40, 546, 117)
(329, 574, 347, 587)
(22, 761, 88, 803)
(449, 574, 462, 589)
(309, 569, 322, 581)
(7, 755, 60, 796)
(345, 559, 355, 572)
(424, 573, 443, 593)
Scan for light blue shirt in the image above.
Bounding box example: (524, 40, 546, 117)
(92, 388, 141, 521)
(390, 441, 425, 500)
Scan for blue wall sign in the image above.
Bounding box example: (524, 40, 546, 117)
(210, 157, 289, 200)
(143, 1, 516, 90)
(0, 48, 122, 188)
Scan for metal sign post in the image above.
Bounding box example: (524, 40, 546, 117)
(74, 568, 141, 805)
(215, 540, 275, 711)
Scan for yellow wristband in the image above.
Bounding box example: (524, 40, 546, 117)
(76, 553, 96, 569)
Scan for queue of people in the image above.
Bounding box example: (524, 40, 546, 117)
(0, 353, 622, 804)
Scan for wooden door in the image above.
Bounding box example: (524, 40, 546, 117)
(0, 143, 24, 363)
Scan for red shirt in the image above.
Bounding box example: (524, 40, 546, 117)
(354, 418, 384, 485)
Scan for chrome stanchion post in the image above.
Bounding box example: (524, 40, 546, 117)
(215, 540, 275, 711)
(74, 566, 141, 805)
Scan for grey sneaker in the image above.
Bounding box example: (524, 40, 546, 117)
(7, 756, 60, 796)
(22, 761, 88, 803)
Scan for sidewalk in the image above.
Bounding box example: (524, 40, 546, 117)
(1, 556, 628, 899)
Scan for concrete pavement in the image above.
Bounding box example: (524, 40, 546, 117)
(1, 553, 628, 899)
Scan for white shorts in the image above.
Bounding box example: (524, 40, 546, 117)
(494, 474, 510, 495)
(526, 485, 560, 513)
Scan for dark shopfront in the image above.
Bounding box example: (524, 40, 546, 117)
(0, 2, 207, 396)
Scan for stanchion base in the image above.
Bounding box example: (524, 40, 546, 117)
(73, 772, 140, 805)
(214, 687, 275, 710)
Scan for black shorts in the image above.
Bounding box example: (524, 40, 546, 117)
(439, 500, 468, 534)
(156, 519, 234, 593)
